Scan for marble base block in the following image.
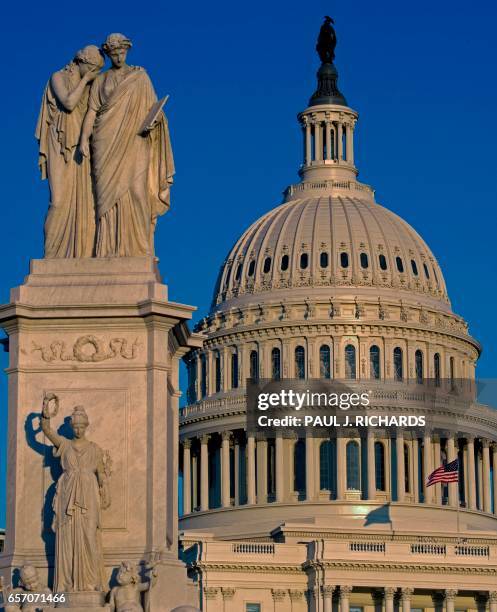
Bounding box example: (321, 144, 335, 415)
(55, 591, 106, 608)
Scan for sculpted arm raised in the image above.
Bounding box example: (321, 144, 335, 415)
(40, 394, 64, 448)
(50, 68, 99, 112)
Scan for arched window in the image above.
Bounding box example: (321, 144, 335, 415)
(415, 350, 423, 384)
(300, 253, 309, 269)
(320, 345, 331, 379)
(187, 360, 197, 404)
(235, 263, 242, 281)
(320, 252, 329, 268)
(280, 254, 289, 271)
(411, 260, 419, 276)
(450, 356, 455, 389)
(404, 443, 410, 493)
(434, 353, 441, 387)
(248, 260, 255, 277)
(231, 352, 239, 389)
(396, 257, 404, 273)
(370, 345, 380, 380)
(346, 441, 360, 490)
(320, 440, 335, 491)
(215, 351, 222, 393)
(271, 347, 281, 380)
(340, 252, 349, 268)
(379, 254, 388, 270)
(423, 262, 430, 279)
(294, 439, 306, 492)
(250, 350, 259, 381)
(360, 252, 369, 269)
(267, 440, 275, 495)
(374, 441, 385, 491)
(263, 257, 272, 274)
(295, 345, 306, 379)
(345, 344, 356, 379)
(393, 347, 403, 381)
(200, 354, 207, 398)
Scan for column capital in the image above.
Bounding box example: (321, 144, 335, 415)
(182, 438, 192, 449)
(204, 586, 219, 600)
(221, 430, 232, 442)
(200, 433, 210, 445)
(340, 585, 353, 598)
(401, 587, 414, 600)
(445, 589, 458, 601)
(289, 589, 305, 601)
(385, 587, 397, 599)
(271, 589, 287, 602)
(221, 587, 235, 600)
(482, 438, 490, 449)
(322, 585, 335, 597)
(489, 592, 497, 603)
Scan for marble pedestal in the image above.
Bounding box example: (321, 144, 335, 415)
(0, 257, 202, 611)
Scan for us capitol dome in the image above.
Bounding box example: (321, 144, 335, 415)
(179, 18, 497, 612)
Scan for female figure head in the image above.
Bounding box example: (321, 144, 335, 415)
(74, 45, 104, 78)
(70, 406, 89, 439)
(102, 33, 132, 69)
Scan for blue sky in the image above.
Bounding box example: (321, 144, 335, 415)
(0, 0, 496, 526)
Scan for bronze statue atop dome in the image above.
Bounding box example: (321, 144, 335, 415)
(316, 15, 337, 64)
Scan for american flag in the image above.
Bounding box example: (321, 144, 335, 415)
(426, 458, 459, 487)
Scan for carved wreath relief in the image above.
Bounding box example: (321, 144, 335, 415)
(32, 335, 141, 363)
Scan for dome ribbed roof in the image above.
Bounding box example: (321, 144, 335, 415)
(211, 195, 450, 313)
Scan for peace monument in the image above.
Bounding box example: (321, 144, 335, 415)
(0, 33, 200, 611)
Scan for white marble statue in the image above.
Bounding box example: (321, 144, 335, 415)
(108, 561, 157, 612)
(40, 394, 111, 593)
(79, 33, 175, 257)
(36, 46, 104, 258)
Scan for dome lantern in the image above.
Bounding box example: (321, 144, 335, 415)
(292, 17, 359, 188)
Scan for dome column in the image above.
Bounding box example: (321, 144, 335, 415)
(337, 121, 343, 160)
(305, 432, 316, 501)
(401, 587, 414, 612)
(256, 435, 268, 504)
(423, 432, 433, 503)
(466, 436, 477, 510)
(182, 438, 192, 515)
(367, 430, 376, 500)
(412, 438, 420, 502)
(489, 592, 497, 612)
(275, 432, 284, 502)
(482, 439, 491, 512)
(432, 436, 442, 504)
(246, 434, 256, 505)
(339, 585, 352, 612)
(233, 438, 240, 505)
(446, 435, 458, 507)
(322, 585, 335, 612)
(337, 435, 346, 499)
(385, 587, 396, 612)
(345, 122, 354, 164)
(325, 118, 332, 160)
(396, 432, 405, 502)
(445, 590, 457, 612)
(200, 434, 210, 511)
(221, 431, 231, 508)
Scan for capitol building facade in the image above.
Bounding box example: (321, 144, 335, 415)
(178, 23, 497, 612)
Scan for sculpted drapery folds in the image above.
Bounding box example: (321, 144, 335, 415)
(36, 46, 104, 258)
(40, 395, 111, 593)
(79, 33, 175, 257)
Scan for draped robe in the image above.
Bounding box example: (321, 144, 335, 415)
(35, 64, 95, 258)
(89, 67, 174, 257)
(52, 440, 106, 593)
